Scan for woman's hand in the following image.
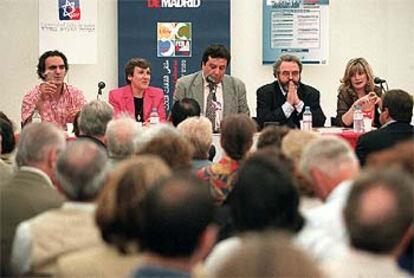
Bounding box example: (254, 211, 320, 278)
(355, 92, 378, 111)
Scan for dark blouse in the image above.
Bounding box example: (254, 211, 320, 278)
(335, 86, 382, 127)
(133, 97, 144, 122)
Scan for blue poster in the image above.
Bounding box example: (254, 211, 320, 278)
(118, 0, 230, 111)
(263, 0, 329, 64)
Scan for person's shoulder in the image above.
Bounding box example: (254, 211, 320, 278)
(146, 86, 164, 97)
(224, 74, 244, 84)
(109, 85, 129, 94)
(177, 71, 200, 83)
(300, 82, 320, 94)
(257, 81, 277, 92)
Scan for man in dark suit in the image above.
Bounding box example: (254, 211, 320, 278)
(356, 89, 414, 166)
(0, 123, 65, 275)
(256, 54, 326, 129)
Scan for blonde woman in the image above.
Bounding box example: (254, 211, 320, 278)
(335, 58, 382, 127)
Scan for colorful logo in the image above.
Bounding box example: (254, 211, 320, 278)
(157, 23, 192, 57)
(59, 0, 81, 20)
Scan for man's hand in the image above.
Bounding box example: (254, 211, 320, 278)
(38, 82, 58, 100)
(286, 81, 300, 105)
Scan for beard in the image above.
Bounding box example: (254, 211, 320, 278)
(280, 79, 300, 92)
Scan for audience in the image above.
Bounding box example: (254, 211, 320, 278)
(56, 156, 171, 277)
(11, 139, 108, 275)
(281, 129, 321, 212)
(355, 89, 414, 166)
(0, 120, 15, 183)
(197, 114, 257, 205)
(365, 140, 414, 274)
(177, 116, 213, 170)
(211, 232, 323, 278)
(135, 124, 193, 171)
(205, 148, 305, 273)
(78, 100, 114, 149)
(298, 136, 360, 261)
(169, 97, 201, 127)
(0, 123, 65, 276)
(256, 125, 290, 149)
(324, 169, 413, 277)
(0, 114, 16, 166)
(105, 116, 140, 167)
(2, 57, 412, 277)
(20, 50, 86, 129)
(132, 173, 218, 277)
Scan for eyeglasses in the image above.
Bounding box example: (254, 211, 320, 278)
(279, 71, 300, 78)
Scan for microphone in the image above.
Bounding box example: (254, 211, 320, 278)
(374, 77, 386, 84)
(206, 75, 216, 84)
(97, 81, 106, 100)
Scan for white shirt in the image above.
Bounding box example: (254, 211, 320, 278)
(295, 180, 353, 262)
(323, 249, 410, 277)
(279, 82, 305, 118)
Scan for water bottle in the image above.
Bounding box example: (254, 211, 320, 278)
(32, 109, 41, 123)
(302, 106, 312, 131)
(353, 105, 364, 132)
(149, 108, 159, 126)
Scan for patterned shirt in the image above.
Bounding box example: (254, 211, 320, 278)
(197, 156, 240, 205)
(21, 84, 86, 130)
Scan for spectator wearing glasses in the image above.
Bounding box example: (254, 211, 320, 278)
(256, 54, 326, 129)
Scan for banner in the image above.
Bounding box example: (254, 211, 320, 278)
(263, 0, 329, 64)
(39, 0, 97, 64)
(118, 0, 230, 112)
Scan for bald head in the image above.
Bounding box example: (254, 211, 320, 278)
(56, 139, 108, 201)
(344, 169, 413, 254)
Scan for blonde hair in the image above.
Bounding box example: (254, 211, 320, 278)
(339, 57, 375, 92)
(177, 116, 212, 159)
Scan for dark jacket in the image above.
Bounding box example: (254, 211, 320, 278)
(355, 121, 414, 166)
(256, 81, 326, 129)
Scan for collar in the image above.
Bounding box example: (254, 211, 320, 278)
(62, 202, 96, 211)
(277, 81, 287, 96)
(326, 179, 353, 204)
(20, 166, 54, 188)
(381, 119, 397, 128)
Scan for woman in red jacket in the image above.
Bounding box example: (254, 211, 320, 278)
(109, 58, 166, 124)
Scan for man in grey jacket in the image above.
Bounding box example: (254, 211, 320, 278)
(173, 44, 250, 131)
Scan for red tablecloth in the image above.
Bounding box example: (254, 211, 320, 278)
(317, 128, 363, 149)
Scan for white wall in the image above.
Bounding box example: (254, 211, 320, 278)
(1, 0, 413, 128)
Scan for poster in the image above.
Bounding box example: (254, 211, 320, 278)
(39, 0, 97, 64)
(263, 0, 329, 64)
(118, 0, 230, 112)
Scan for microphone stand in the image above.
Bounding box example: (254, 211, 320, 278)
(97, 82, 106, 100)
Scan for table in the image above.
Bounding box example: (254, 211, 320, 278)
(316, 128, 363, 149)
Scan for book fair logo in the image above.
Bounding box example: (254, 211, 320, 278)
(157, 23, 192, 58)
(59, 0, 81, 20)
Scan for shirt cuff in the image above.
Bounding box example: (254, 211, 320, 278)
(282, 102, 295, 118)
(295, 100, 304, 113)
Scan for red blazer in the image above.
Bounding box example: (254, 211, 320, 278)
(108, 85, 166, 122)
